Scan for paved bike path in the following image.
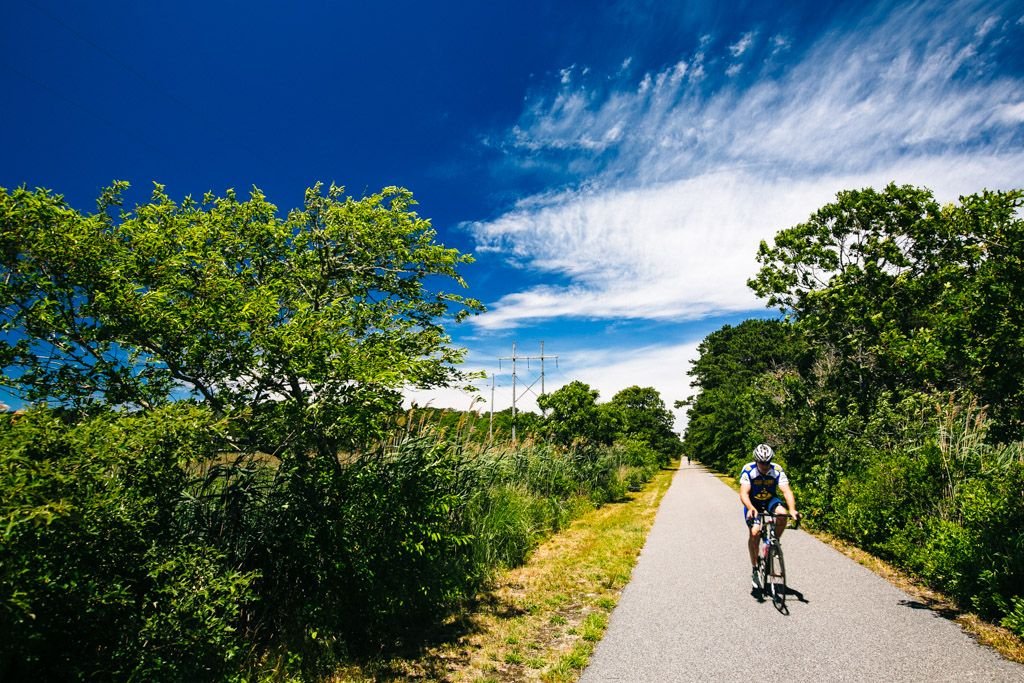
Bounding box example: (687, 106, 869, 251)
(581, 462, 1024, 682)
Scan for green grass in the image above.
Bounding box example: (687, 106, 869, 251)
(331, 466, 677, 681)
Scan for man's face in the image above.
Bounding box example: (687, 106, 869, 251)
(756, 461, 771, 474)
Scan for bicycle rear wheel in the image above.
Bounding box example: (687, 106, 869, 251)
(765, 544, 787, 608)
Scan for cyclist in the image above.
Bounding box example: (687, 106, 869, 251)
(739, 443, 799, 590)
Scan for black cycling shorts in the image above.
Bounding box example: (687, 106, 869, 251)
(743, 497, 783, 527)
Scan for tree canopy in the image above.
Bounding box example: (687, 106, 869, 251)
(537, 380, 616, 448)
(749, 183, 1024, 438)
(536, 381, 682, 464)
(681, 318, 806, 472)
(0, 182, 482, 454)
(608, 385, 681, 462)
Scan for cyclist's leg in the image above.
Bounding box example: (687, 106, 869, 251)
(768, 498, 790, 538)
(745, 507, 760, 566)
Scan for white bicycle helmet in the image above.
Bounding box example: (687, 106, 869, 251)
(753, 443, 774, 463)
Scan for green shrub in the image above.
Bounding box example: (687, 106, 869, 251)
(788, 397, 1024, 635)
(1000, 597, 1024, 637)
(133, 545, 258, 680)
(0, 406, 256, 681)
(1, 404, 667, 679)
(243, 435, 480, 668)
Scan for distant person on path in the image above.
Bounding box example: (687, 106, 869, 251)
(739, 443, 799, 590)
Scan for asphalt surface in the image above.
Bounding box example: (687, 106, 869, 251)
(581, 462, 1024, 682)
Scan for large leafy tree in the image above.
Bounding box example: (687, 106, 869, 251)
(748, 183, 942, 406)
(537, 380, 616, 448)
(608, 385, 681, 463)
(748, 183, 1024, 438)
(0, 182, 482, 456)
(940, 190, 1024, 438)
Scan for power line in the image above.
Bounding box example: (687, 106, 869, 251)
(497, 341, 558, 443)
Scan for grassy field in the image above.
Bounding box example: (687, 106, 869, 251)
(333, 467, 678, 682)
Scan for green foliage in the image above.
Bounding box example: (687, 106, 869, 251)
(469, 484, 541, 568)
(538, 381, 616, 448)
(608, 386, 681, 465)
(0, 182, 482, 454)
(0, 174, 682, 681)
(608, 438, 661, 491)
(537, 381, 682, 464)
(461, 435, 662, 576)
(1002, 597, 1024, 636)
(315, 437, 480, 651)
(0, 401, 667, 679)
(749, 183, 1024, 438)
(814, 398, 1024, 630)
(0, 180, 492, 676)
(688, 182, 1024, 637)
(401, 405, 544, 445)
(682, 318, 807, 473)
(135, 545, 259, 680)
(0, 406, 257, 681)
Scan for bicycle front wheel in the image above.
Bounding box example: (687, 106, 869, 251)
(757, 540, 769, 598)
(765, 544, 787, 608)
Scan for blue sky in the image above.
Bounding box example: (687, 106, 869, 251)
(4, 1, 1024, 427)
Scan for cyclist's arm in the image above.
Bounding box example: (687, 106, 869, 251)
(779, 482, 798, 519)
(739, 481, 756, 518)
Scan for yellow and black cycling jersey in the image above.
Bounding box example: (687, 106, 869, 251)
(739, 461, 789, 506)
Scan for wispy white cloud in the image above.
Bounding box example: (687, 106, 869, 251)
(729, 31, 757, 57)
(976, 15, 1000, 38)
(669, 60, 689, 85)
(469, 153, 1023, 331)
(770, 34, 791, 53)
(995, 101, 1024, 123)
(469, 1, 1024, 330)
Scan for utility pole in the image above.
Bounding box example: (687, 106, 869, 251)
(489, 372, 495, 443)
(540, 340, 547, 403)
(498, 342, 558, 443)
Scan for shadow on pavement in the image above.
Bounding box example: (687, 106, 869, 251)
(751, 584, 809, 613)
(784, 585, 808, 604)
(898, 598, 959, 619)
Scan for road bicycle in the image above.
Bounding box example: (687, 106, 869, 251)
(755, 512, 799, 611)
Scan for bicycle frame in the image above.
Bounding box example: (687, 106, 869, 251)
(754, 511, 792, 610)
(755, 512, 779, 548)
(754, 510, 799, 548)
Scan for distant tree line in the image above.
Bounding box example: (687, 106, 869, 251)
(411, 381, 681, 466)
(683, 184, 1024, 637)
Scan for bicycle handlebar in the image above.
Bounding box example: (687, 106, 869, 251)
(753, 511, 802, 530)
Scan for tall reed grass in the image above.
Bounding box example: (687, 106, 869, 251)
(803, 392, 1024, 637)
(0, 404, 668, 680)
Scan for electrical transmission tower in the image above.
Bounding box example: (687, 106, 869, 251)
(497, 342, 558, 443)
